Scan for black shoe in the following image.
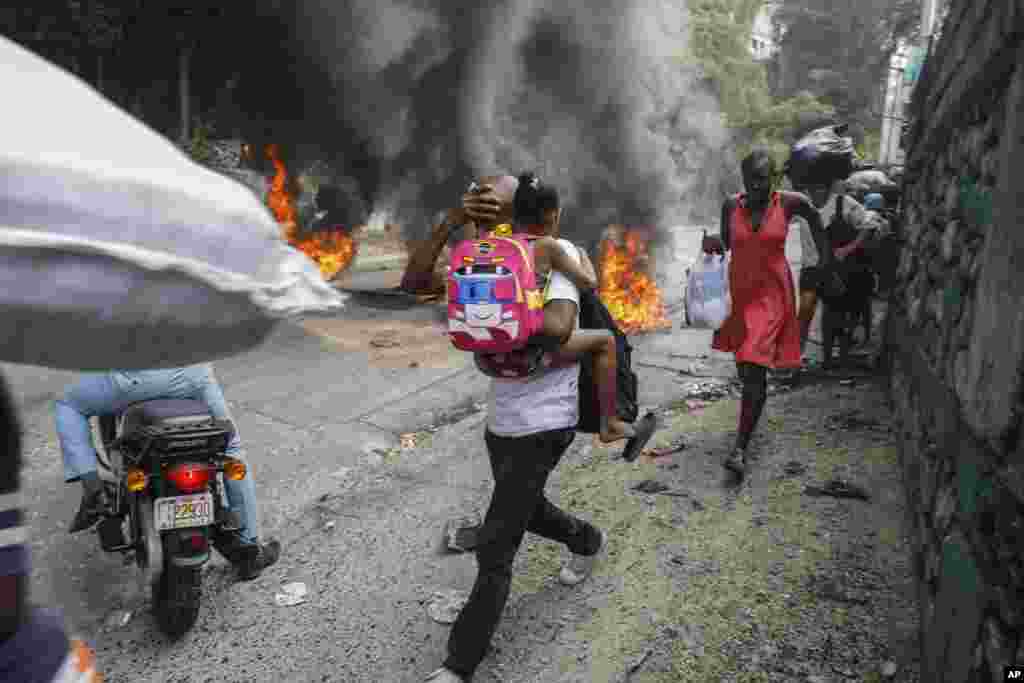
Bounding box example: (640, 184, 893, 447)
(723, 448, 747, 476)
(622, 412, 659, 462)
(69, 489, 108, 534)
(237, 539, 281, 581)
(211, 529, 248, 564)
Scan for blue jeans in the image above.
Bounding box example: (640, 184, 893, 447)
(54, 365, 260, 543)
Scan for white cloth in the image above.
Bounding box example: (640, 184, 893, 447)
(0, 36, 345, 371)
(793, 193, 886, 268)
(488, 239, 581, 437)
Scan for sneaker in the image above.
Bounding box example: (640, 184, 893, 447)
(425, 667, 464, 682)
(236, 539, 281, 581)
(723, 448, 747, 475)
(559, 528, 606, 586)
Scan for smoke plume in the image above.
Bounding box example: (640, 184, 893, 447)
(294, 0, 736, 245)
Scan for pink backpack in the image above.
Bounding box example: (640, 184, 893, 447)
(447, 226, 546, 353)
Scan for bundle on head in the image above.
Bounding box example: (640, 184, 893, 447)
(784, 124, 856, 188)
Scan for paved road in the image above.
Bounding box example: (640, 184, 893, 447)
(11, 222, 811, 680)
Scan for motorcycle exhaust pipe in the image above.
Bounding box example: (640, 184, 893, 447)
(136, 498, 164, 590)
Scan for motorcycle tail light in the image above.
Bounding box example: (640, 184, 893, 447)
(188, 532, 208, 552)
(165, 462, 211, 493)
(222, 457, 247, 481)
(126, 468, 147, 492)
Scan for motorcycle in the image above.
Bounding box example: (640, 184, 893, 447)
(92, 399, 245, 637)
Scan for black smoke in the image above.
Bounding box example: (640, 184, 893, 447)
(237, 0, 735, 245)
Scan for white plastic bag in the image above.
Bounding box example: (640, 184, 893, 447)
(685, 246, 731, 330)
(0, 37, 346, 371)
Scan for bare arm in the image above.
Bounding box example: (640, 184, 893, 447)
(835, 200, 878, 260)
(543, 238, 597, 291)
(400, 208, 467, 293)
(783, 191, 832, 267)
(703, 197, 735, 254)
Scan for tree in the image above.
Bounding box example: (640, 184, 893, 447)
(771, 0, 920, 141)
(687, 0, 833, 165)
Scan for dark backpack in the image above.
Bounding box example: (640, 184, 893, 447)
(576, 290, 639, 433)
(819, 195, 874, 309)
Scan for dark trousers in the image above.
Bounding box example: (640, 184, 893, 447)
(444, 427, 600, 678)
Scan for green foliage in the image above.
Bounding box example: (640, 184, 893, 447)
(181, 118, 216, 166)
(771, 0, 920, 128)
(686, 0, 834, 161)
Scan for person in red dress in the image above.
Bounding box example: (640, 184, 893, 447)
(702, 149, 831, 475)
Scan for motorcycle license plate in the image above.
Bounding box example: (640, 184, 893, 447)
(155, 492, 213, 531)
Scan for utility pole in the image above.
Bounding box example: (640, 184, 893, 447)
(920, 0, 938, 44)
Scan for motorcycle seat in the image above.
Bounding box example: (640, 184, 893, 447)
(121, 399, 214, 437)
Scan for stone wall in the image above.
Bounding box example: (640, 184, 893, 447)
(884, 1, 1024, 681)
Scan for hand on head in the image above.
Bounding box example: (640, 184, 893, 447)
(462, 175, 518, 226)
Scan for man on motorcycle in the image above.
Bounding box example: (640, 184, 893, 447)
(54, 364, 280, 581)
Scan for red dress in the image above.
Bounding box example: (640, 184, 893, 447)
(712, 192, 801, 369)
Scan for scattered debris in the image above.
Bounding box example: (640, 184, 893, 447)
(625, 648, 653, 678)
(104, 609, 133, 631)
(783, 461, 808, 476)
(274, 582, 309, 607)
(880, 661, 898, 677)
(825, 410, 881, 431)
(685, 399, 711, 412)
(427, 589, 469, 625)
(679, 380, 735, 401)
(369, 338, 401, 348)
(323, 520, 336, 531)
(839, 378, 857, 386)
(330, 467, 352, 479)
(399, 433, 417, 449)
(804, 479, 871, 501)
(646, 436, 687, 458)
(444, 514, 483, 553)
(409, 361, 420, 368)
(631, 480, 670, 494)
(815, 577, 870, 605)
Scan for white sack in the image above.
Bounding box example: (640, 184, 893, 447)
(685, 248, 731, 330)
(0, 37, 346, 371)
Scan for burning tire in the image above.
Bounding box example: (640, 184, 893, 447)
(153, 564, 202, 639)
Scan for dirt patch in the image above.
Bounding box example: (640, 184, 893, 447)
(475, 378, 920, 682)
(301, 318, 461, 369)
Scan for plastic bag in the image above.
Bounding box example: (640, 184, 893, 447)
(685, 244, 731, 330)
(0, 37, 346, 371)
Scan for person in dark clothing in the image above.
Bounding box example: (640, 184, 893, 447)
(312, 183, 367, 233)
(426, 198, 606, 682)
(1, 371, 103, 681)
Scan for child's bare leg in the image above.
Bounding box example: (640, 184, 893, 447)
(550, 330, 634, 443)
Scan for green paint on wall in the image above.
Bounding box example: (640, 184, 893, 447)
(957, 456, 994, 516)
(941, 536, 980, 596)
(958, 177, 993, 228)
(944, 280, 961, 313)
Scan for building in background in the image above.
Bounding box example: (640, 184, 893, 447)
(878, 0, 946, 166)
(879, 44, 912, 166)
(750, 2, 778, 61)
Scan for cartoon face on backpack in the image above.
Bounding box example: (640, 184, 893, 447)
(447, 227, 546, 353)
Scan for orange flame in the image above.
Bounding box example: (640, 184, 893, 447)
(597, 227, 671, 334)
(264, 144, 357, 279)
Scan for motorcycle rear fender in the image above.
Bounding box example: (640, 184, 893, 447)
(163, 527, 211, 568)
